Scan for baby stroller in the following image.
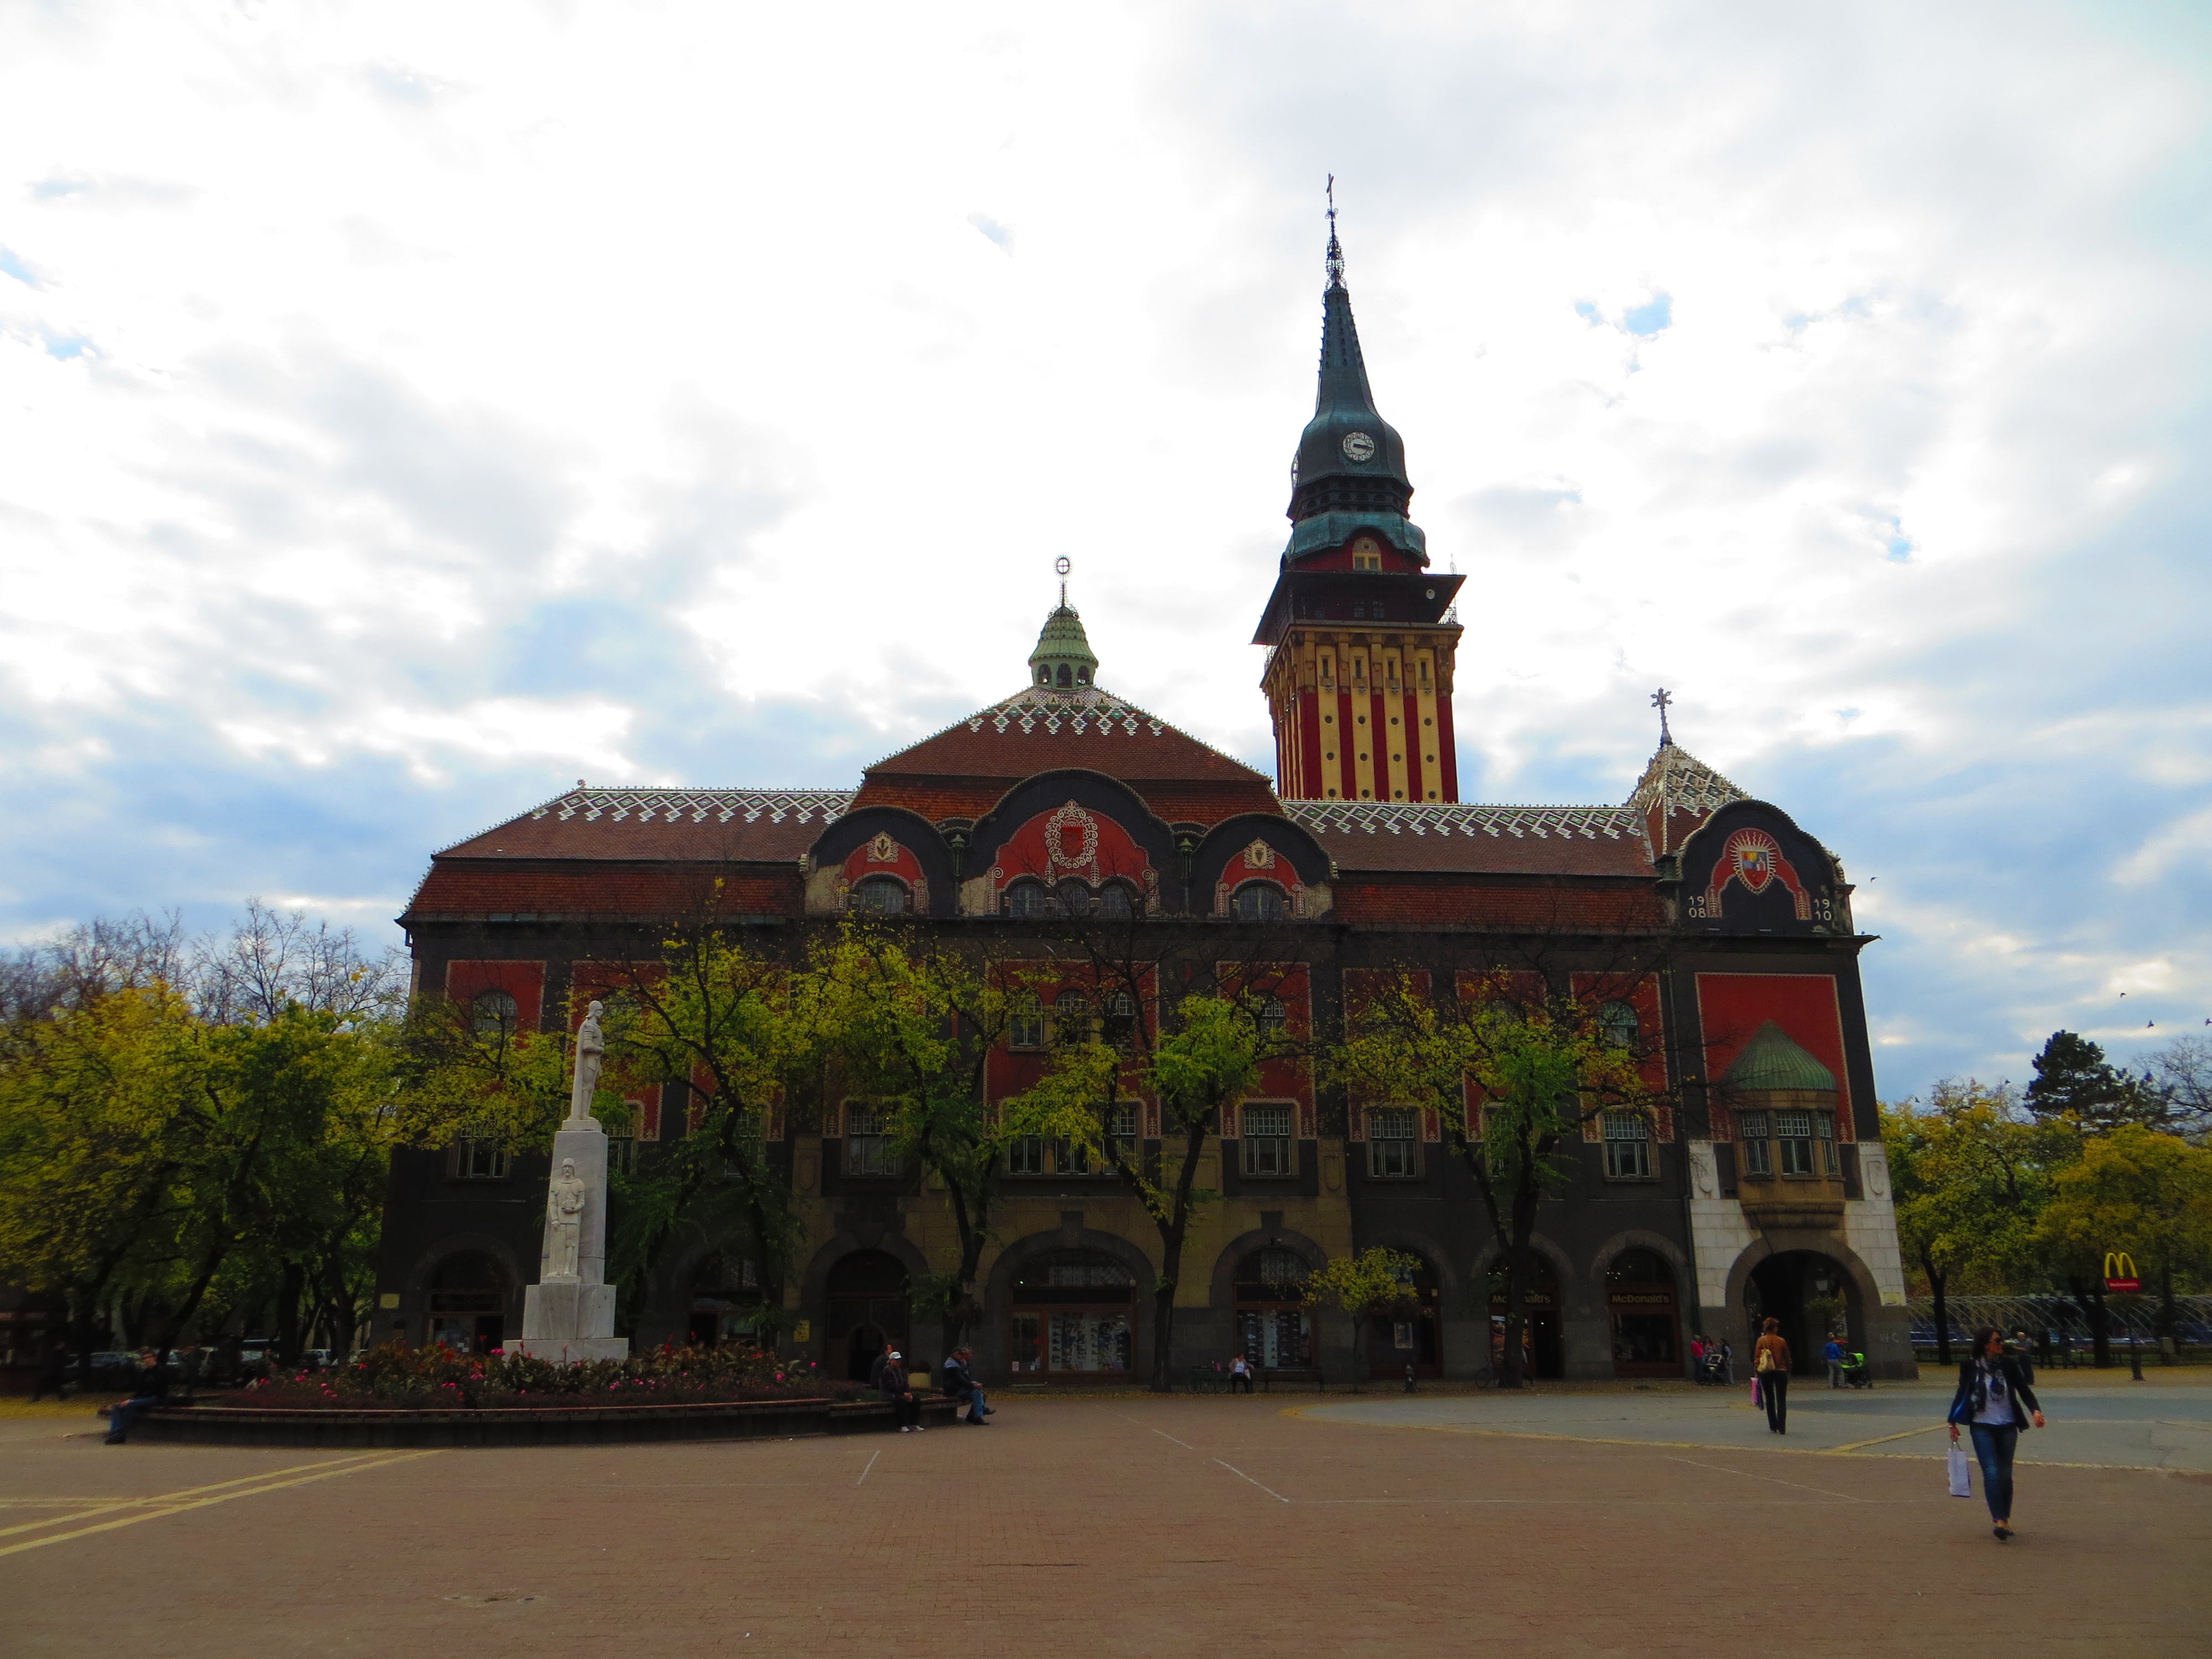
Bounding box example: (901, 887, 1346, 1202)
(1700, 1346, 1729, 1386)
(1838, 1349, 1873, 1389)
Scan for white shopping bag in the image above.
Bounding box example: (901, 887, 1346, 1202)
(1947, 1442, 1973, 1498)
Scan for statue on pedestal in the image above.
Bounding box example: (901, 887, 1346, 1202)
(546, 1158, 585, 1279)
(568, 1000, 605, 1124)
(513, 997, 629, 1362)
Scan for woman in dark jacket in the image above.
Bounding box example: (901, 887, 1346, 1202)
(1947, 1326, 2046, 1541)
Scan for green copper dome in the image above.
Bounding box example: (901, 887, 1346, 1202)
(1027, 603, 1099, 692)
(1723, 1021, 1838, 1093)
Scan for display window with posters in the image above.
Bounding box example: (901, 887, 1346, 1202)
(1009, 1250, 1135, 1380)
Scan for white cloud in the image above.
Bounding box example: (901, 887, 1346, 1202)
(0, 0, 2206, 1094)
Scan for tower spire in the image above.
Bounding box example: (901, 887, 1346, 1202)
(1652, 687, 1674, 747)
(1027, 557, 1098, 694)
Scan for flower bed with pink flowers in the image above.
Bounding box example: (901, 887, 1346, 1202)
(222, 1341, 868, 1411)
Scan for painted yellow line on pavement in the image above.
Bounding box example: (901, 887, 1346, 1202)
(0, 1453, 393, 1540)
(1822, 1424, 1946, 1454)
(0, 1451, 437, 1558)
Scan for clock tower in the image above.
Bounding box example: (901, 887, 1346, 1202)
(1253, 213, 1463, 802)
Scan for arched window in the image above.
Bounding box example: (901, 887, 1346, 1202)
(1107, 990, 1138, 1051)
(1009, 992, 1044, 1050)
(472, 989, 519, 1039)
(851, 875, 909, 915)
(1232, 881, 1286, 922)
(1056, 879, 1092, 917)
(1005, 880, 1048, 919)
(1606, 1247, 1673, 1286)
(1097, 882, 1133, 918)
(1233, 1247, 1313, 1370)
(1056, 664, 1072, 688)
(1255, 994, 1288, 1040)
(1052, 991, 1093, 1048)
(1598, 1000, 1639, 1048)
(1037, 666, 1051, 685)
(1604, 1247, 1678, 1376)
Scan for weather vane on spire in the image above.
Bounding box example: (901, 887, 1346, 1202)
(1055, 555, 1071, 609)
(1325, 173, 1344, 287)
(1651, 687, 1674, 746)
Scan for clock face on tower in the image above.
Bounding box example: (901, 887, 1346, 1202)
(1341, 431, 1376, 463)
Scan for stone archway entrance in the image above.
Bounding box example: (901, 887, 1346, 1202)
(1745, 1250, 1859, 1376)
(826, 1250, 910, 1382)
(1488, 1254, 1564, 1380)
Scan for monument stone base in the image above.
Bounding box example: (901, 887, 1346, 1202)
(513, 1278, 627, 1364)
(508, 1337, 630, 1364)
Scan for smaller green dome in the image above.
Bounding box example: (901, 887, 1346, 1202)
(1027, 604, 1099, 692)
(1723, 1021, 1837, 1093)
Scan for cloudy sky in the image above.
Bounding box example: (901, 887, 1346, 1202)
(1, 1, 2206, 1096)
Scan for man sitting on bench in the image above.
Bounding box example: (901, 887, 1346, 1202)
(942, 1345, 994, 1425)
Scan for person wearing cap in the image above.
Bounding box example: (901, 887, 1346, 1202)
(874, 1340, 924, 1432)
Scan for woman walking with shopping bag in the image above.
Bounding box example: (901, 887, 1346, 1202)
(1754, 1317, 1791, 1433)
(1948, 1325, 2045, 1541)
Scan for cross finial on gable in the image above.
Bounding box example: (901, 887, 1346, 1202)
(1651, 687, 1674, 746)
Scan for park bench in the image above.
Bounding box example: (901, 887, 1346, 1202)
(1259, 1367, 1325, 1392)
(1186, 1366, 1232, 1394)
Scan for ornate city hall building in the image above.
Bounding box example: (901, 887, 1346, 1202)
(375, 225, 1913, 1385)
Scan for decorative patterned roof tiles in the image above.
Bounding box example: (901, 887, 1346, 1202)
(1284, 801, 1644, 841)
(530, 787, 858, 827)
(864, 682, 1267, 784)
(1626, 743, 1748, 818)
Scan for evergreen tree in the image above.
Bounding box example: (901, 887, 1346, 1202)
(2023, 1030, 2153, 1134)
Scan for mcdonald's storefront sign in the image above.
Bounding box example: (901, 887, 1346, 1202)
(2104, 1251, 2141, 1294)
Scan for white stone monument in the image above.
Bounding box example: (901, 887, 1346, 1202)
(511, 1000, 630, 1363)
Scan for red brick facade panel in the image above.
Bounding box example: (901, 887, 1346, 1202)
(1335, 881, 1667, 929)
(443, 959, 545, 1030)
(1310, 831, 1654, 878)
(406, 864, 801, 920)
(1694, 971, 1855, 1129)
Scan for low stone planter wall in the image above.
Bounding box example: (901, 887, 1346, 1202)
(132, 1394, 961, 1449)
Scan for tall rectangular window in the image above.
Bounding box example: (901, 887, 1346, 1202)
(452, 1139, 508, 1180)
(1368, 1107, 1418, 1178)
(1242, 1104, 1293, 1177)
(845, 1105, 897, 1177)
(1775, 1109, 1815, 1176)
(1815, 1111, 1839, 1175)
(1007, 1136, 1046, 1176)
(1736, 1112, 1773, 1176)
(1108, 1106, 1137, 1154)
(1601, 1112, 1653, 1180)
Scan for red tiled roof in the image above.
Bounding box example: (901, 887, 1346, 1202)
(436, 789, 854, 863)
(867, 686, 1268, 785)
(854, 774, 1283, 827)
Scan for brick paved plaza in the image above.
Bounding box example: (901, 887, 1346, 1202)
(4, 1384, 2207, 1657)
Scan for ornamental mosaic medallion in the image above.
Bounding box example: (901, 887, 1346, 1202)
(1045, 800, 1100, 873)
